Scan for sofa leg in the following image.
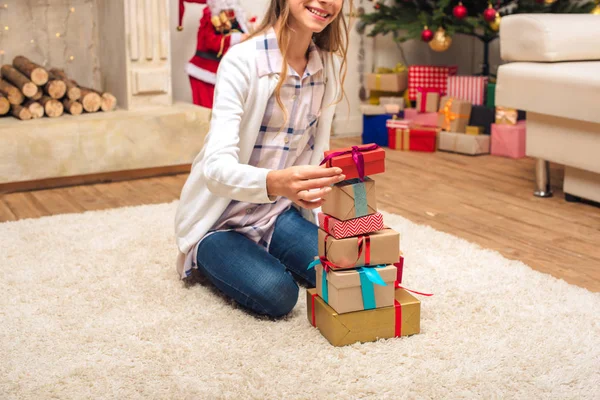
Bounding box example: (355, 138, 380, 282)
(534, 158, 553, 198)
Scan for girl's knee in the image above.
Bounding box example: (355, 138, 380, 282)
(258, 274, 299, 318)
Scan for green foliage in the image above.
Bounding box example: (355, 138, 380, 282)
(361, 0, 596, 43)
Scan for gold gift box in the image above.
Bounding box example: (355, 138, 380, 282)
(306, 288, 421, 347)
(321, 178, 377, 221)
(495, 106, 518, 125)
(437, 96, 472, 133)
(318, 228, 400, 270)
(315, 264, 397, 314)
(465, 126, 484, 135)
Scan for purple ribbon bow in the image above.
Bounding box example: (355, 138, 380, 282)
(319, 144, 380, 181)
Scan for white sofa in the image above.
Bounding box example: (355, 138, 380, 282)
(496, 14, 600, 202)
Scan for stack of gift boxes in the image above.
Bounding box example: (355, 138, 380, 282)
(362, 65, 527, 158)
(306, 144, 422, 347)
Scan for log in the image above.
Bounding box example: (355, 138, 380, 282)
(44, 79, 67, 99)
(79, 88, 101, 112)
(23, 100, 45, 119)
(62, 99, 83, 116)
(13, 56, 48, 86)
(0, 78, 24, 105)
(39, 96, 64, 118)
(0, 94, 9, 115)
(1, 65, 38, 97)
(32, 87, 43, 101)
(101, 92, 117, 112)
(48, 69, 80, 100)
(11, 104, 32, 120)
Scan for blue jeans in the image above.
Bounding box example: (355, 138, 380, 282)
(196, 207, 317, 318)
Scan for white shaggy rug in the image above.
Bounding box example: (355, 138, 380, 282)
(1, 202, 599, 399)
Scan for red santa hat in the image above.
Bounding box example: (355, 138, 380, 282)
(177, 0, 207, 31)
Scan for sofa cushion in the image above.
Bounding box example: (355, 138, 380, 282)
(496, 61, 600, 125)
(500, 14, 600, 62)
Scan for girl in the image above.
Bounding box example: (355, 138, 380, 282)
(175, 0, 351, 318)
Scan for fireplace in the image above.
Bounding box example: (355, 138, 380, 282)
(0, 0, 209, 188)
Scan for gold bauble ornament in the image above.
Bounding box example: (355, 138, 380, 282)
(591, 4, 600, 15)
(544, 0, 557, 4)
(428, 27, 452, 52)
(489, 12, 501, 32)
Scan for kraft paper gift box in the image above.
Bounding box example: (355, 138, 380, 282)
(416, 88, 441, 113)
(438, 96, 472, 133)
(306, 288, 421, 347)
(314, 264, 397, 314)
(318, 228, 400, 270)
(495, 106, 518, 125)
(365, 72, 408, 93)
(438, 131, 490, 155)
(446, 76, 488, 106)
(322, 144, 385, 181)
(491, 121, 526, 159)
(465, 126, 485, 135)
(318, 212, 384, 240)
(321, 178, 377, 221)
(408, 65, 458, 101)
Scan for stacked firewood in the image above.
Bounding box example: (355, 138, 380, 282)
(0, 56, 117, 121)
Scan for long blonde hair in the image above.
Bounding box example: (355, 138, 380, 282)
(248, 0, 351, 119)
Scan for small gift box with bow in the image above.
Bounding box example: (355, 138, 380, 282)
(321, 144, 385, 181)
(306, 287, 421, 346)
(491, 121, 526, 159)
(365, 64, 408, 93)
(314, 264, 397, 314)
(318, 212, 384, 240)
(495, 106, 518, 125)
(438, 96, 472, 133)
(318, 228, 400, 270)
(416, 88, 441, 113)
(321, 178, 377, 221)
(438, 131, 490, 155)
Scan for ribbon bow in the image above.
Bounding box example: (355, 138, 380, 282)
(417, 87, 440, 113)
(320, 144, 379, 181)
(439, 98, 469, 131)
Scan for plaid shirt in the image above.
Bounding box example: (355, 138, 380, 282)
(204, 28, 325, 249)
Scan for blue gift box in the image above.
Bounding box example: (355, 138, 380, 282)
(362, 111, 404, 146)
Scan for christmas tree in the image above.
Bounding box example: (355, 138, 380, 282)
(360, 0, 598, 75)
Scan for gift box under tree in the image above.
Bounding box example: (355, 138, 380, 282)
(438, 96, 472, 133)
(447, 76, 488, 106)
(408, 65, 458, 101)
(491, 121, 527, 159)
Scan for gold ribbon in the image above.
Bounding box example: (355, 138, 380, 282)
(439, 98, 470, 131)
(395, 128, 410, 151)
(375, 74, 381, 91)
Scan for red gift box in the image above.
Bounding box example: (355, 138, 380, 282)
(447, 76, 489, 106)
(408, 65, 458, 101)
(318, 212, 384, 240)
(322, 144, 385, 180)
(387, 125, 437, 152)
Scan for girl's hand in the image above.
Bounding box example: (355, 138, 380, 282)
(267, 166, 345, 209)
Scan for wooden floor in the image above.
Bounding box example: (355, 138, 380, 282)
(1, 137, 599, 292)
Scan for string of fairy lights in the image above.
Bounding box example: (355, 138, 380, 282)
(0, 1, 80, 65)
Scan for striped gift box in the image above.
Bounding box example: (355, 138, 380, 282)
(318, 212, 384, 240)
(446, 76, 489, 106)
(408, 65, 458, 101)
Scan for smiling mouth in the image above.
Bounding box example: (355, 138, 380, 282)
(306, 6, 331, 19)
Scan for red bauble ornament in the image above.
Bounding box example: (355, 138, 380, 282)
(374, 1, 381, 9)
(421, 27, 434, 42)
(483, 4, 497, 22)
(453, 2, 468, 19)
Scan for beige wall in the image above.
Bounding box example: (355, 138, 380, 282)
(169, 1, 502, 136)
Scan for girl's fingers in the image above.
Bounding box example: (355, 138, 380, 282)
(297, 187, 331, 202)
(304, 166, 343, 179)
(297, 174, 345, 191)
(297, 198, 326, 210)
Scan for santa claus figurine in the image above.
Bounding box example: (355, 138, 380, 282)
(178, 0, 256, 108)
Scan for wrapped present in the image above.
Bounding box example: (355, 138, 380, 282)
(362, 114, 390, 146)
(408, 65, 458, 101)
(491, 121, 526, 159)
(383, 104, 402, 115)
(368, 90, 404, 105)
(379, 96, 405, 108)
(314, 263, 397, 314)
(395, 254, 404, 284)
(318, 228, 400, 270)
(321, 144, 385, 181)
(438, 131, 490, 155)
(495, 106, 518, 125)
(446, 76, 488, 106)
(360, 104, 387, 115)
(386, 118, 410, 150)
(416, 88, 440, 113)
(466, 126, 484, 135)
(365, 73, 407, 93)
(469, 105, 494, 134)
(392, 126, 438, 152)
(306, 287, 420, 346)
(318, 212, 384, 240)
(403, 108, 438, 127)
(486, 82, 496, 109)
(404, 108, 418, 121)
(438, 96, 472, 133)
(321, 178, 377, 221)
